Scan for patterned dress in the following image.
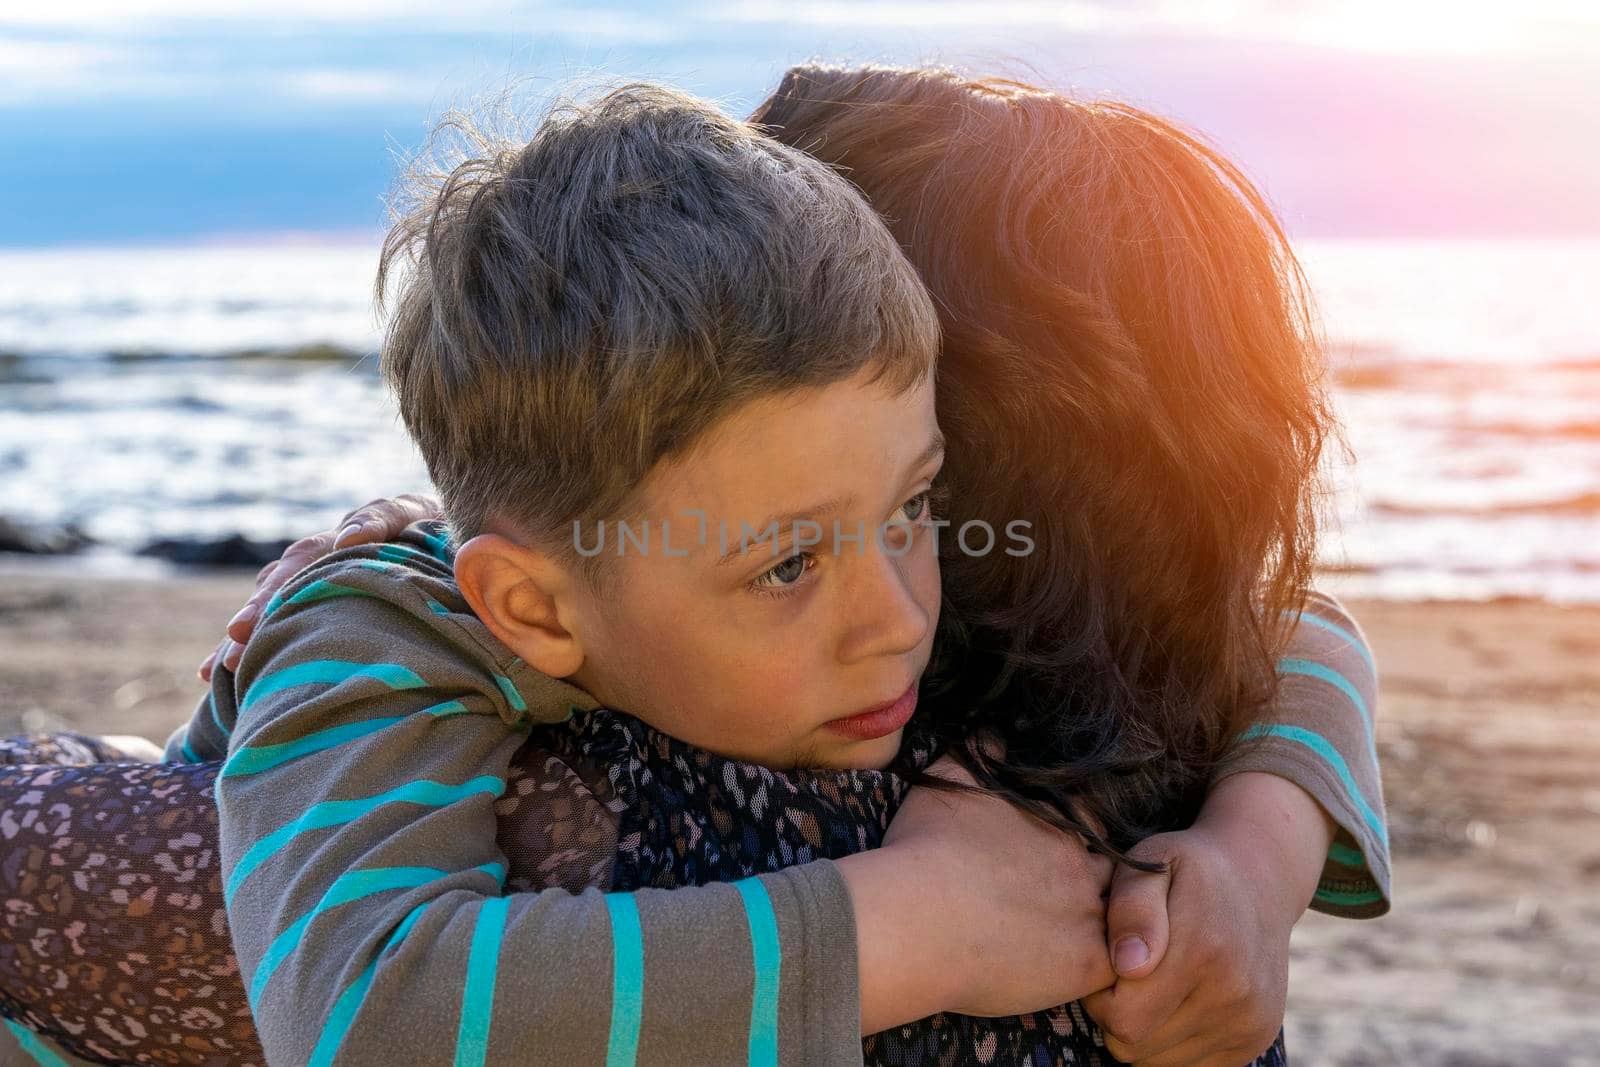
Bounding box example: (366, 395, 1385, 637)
(0, 716, 1287, 1066)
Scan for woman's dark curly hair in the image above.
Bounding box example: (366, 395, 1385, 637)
(750, 65, 1340, 865)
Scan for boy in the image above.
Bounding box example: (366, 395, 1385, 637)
(163, 83, 1116, 1065)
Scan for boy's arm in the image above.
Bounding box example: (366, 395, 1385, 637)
(1, 1019, 106, 1067)
(1082, 588, 1386, 1064)
(220, 552, 865, 1067)
(165, 690, 225, 762)
(1209, 587, 1389, 916)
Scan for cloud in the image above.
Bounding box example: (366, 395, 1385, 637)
(282, 69, 425, 101)
(711, 0, 1600, 57)
(0, 0, 682, 39)
(0, 38, 127, 93)
(0, 0, 505, 25)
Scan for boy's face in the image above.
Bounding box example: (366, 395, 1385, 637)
(567, 363, 944, 771)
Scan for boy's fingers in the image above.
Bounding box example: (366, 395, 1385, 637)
(1093, 990, 1221, 1066)
(1081, 945, 1189, 1060)
(1105, 854, 1174, 979)
(222, 638, 242, 673)
(1087, 851, 1115, 895)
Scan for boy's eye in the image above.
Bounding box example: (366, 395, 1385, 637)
(749, 551, 816, 599)
(898, 489, 931, 523)
(898, 482, 950, 525)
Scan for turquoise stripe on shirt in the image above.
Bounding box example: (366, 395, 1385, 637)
(420, 526, 455, 562)
(734, 877, 782, 1067)
(248, 863, 504, 1010)
(308, 901, 432, 1067)
(224, 776, 506, 904)
(225, 716, 406, 779)
(377, 544, 426, 565)
(1238, 722, 1387, 844)
(604, 894, 645, 1067)
(1327, 840, 1367, 867)
(1283, 608, 1377, 674)
(263, 579, 378, 622)
(1277, 658, 1372, 733)
(455, 896, 510, 1067)
(3, 1019, 69, 1067)
(1313, 885, 1386, 907)
(207, 691, 229, 739)
(491, 674, 527, 713)
(222, 701, 469, 779)
(601, 880, 782, 1067)
(241, 660, 426, 712)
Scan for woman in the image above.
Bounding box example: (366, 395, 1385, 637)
(1, 65, 1385, 1066)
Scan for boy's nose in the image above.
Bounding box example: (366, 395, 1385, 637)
(835, 544, 933, 665)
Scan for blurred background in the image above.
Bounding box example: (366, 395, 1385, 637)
(2, 3, 1597, 1065)
(2, 0, 1600, 599)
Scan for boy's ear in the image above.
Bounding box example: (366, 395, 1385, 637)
(453, 533, 587, 680)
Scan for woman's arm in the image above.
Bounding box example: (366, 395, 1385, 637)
(0, 756, 255, 1066)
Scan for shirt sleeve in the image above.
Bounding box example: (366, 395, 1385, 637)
(163, 693, 221, 763)
(1211, 589, 1391, 918)
(217, 548, 864, 1067)
(1, 1018, 107, 1067)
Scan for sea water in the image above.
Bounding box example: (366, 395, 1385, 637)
(1, 237, 1596, 602)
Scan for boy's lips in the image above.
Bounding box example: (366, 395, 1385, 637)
(825, 681, 918, 741)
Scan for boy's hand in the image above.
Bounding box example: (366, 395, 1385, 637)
(1082, 772, 1334, 1065)
(841, 747, 1118, 1034)
(197, 493, 445, 681)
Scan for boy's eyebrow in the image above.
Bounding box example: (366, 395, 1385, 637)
(714, 430, 946, 567)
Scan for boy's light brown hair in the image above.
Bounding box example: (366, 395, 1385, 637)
(375, 81, 940, 591)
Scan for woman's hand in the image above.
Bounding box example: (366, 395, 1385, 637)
(838, 749, 1117, 1034)
(1081, 771, 1334, 1065)
(196, 493, 444, 681)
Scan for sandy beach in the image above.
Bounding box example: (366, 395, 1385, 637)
(1, 560, 1597, 1066)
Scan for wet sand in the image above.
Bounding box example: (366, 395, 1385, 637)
(2, 560, 1597, 1065)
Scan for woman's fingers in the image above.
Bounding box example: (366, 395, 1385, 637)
(333, 493, 443, 548)
(197, 638, 225, 682)
(225, 534, 331, 641)
(205, 495, 442, 680)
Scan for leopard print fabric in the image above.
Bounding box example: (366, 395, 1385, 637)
(558, 709, 1289, 1067)
(1, 726, 1287, 1066)
(0, 740, 256, 1066)
(0, 735, 615, 1066)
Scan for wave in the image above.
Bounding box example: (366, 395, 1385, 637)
(1368, 492, 1600, 518)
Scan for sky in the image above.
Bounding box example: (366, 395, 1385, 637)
(2, 0, 1598, 246)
